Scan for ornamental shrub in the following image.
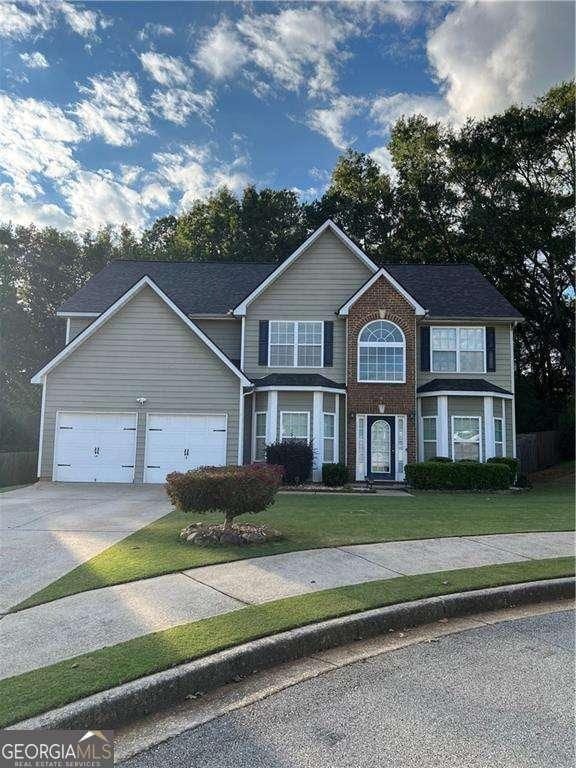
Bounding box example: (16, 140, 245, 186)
(429, 456, 453, 463)
(486, 456, 519, 477)
(322, 462, 350, 486)
(266, 441, 314, 485)
(166, 464, 283, 528)
(404, 461, 513, 490)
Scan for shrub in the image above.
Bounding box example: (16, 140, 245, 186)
(404, 461, 513, 490)
(487, 456, 519, 477)
(166, 464, 283, 528)
(322, 462, 350, 486)
(266, 441, 314, 485)
(429, 456, 453, 463)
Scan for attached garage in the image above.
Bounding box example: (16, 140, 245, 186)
(144, 414, 227, 484)
(53, 412, 137, 483)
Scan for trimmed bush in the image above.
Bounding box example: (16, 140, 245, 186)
(404, 461, 513, 490)
(429, 456, 453, 463)
(166, 464, 283, 528)
(266, 441, 314, 485)
(322, 462, 350, 487)
(487, 456, 519, 477)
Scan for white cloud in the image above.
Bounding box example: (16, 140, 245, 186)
(369, 145, 397, 182)
(0, 182, 73, 229)
(59, 1, 99, 37)
(139, 51, 191, 87)
(19, 51, 49, 68)
(370, 92, 451, 132)
(75, 72, 152, 146)
(0, 94, 81, 198)
(119, 165, 143, 185)
(306, 95, 365, 150)
(427, 0, 575, 119)
(196, 19, 249, 80)
(151, 88, 214, 125)
(138, 22, 174, 41)
(0, 1, 110, 39)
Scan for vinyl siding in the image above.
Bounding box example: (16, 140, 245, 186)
(41, 286, 240, 481)
(244, 230, 373, 381)
(68, 317, 94, 342)
(194, 319, 242, 362)
(420, 397, 437, 417)
(417, 322, 513, 391)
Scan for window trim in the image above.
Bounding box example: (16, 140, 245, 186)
(494, 416, 504, 457)
(357, 320, 406, 384)
(253, 411, 267, 462)
(421, 415, 437, 460)
(268, 320, 324, 369)
(280, 410, 311, 442)
(323, 411, 336, 464)
(451, 415, 483, 462)
(431, 326, 486, 374)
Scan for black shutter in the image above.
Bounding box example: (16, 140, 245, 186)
(420, 326, 430, 371)
(486, 327, 496, 371)
(258, 320, 269, 366)
(323, 321, 334, 367)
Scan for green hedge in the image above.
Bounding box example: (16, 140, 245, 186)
(486, 456, 519, 476)
(322, 462, 350, 486)
(405, 461, 513, 490)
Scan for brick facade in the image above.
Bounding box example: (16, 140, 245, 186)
(346, 275, 417, 478)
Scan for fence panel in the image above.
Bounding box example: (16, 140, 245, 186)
(516, 431, 561, 475)
(0, 451, 38, 487)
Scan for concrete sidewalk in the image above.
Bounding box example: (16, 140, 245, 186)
(0, 531, 573, 680)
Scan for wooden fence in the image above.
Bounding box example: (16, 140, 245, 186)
(0, 451, 38, 487)
(516, 431, 562, 476)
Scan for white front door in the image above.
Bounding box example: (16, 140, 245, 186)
(144, 414, 227, 484)
(53, 412, 137, 483)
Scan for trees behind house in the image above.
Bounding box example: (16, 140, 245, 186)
(1, 81, 573, 447)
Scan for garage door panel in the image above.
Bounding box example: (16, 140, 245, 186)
(145, 414, 227, 484)
(54, 413, 137, 483)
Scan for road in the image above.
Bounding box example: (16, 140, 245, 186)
(120, 610, 574, 768)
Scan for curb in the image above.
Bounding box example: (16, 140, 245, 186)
(12, 577, 575, 731)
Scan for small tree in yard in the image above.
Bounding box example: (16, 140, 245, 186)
(166, 464, 283, 530)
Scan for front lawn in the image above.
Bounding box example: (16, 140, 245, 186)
(14, 472, 574, 611)
(2, 557, 574, 728)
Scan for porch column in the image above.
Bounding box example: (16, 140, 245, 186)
(436, 395, 449, 457)
(484, 396, 495, 460)
(266, 390, 278, 445)
(312, 391, 323, 481)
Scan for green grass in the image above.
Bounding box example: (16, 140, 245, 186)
(14, 474, 574, 611)
(2, 557, 573, 728)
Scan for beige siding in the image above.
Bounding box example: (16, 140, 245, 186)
(194, 319, 241, 362)
(447, 396, 484, 460)
(417, 322, 513, 391)
(244, 230, 373, 381)
(420, 397, 437, 417)
(323, 393, 335, 412)
(42, 286, 241, 481)
(68, 317, 94, 342)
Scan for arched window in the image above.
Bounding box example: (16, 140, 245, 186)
(358, 320, 405, 382)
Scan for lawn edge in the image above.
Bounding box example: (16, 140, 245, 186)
(6, 564, 575, 730)
(12, 526, 576, 614)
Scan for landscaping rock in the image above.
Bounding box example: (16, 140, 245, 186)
(180, 521, 283, 547)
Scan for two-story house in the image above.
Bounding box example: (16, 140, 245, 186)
(31, 220, 522, 484)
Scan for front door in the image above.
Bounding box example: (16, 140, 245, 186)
(367, 416, 395, 480)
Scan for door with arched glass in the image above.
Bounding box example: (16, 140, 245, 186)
(367, 416, 395, 480)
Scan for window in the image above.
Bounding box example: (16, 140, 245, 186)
(422, 416, 437, 460)
(452, 416, 481, 461)
(431, 327, 485, 373)
(269, 321, 323, 367)
(323, 413, 335, 463)
(494, 417, 504, 457)
(280, 411, 310, 443)
(254, 412, 267, 462)
(358, 320, 405, 382)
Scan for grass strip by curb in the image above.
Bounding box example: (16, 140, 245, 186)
(14, 479, 575, 612)
(2, 556, 574, 728)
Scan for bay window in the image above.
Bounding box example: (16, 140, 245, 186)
(452, 416, 482, 461)
(254, 412, 267, 461)
(269, 321, 323, 368)
(422, 416, 437, 460)
(323, 413, 335, 463)
(494, 417, 504, 457)
(431, 327, 485, 373)
(280, 411, 310, 443)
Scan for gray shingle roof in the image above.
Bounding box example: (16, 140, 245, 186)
(252, 374, 345, 389)
(58, 261, 278, 316)
(384, 264, 522, 319)
(417, 378, 512, 395)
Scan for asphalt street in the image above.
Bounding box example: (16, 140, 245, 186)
(120, 610, 575, 768)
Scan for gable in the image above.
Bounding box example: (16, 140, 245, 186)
(339, 268, 426, 317)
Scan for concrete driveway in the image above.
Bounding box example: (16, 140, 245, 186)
(0, 482, 170, 612)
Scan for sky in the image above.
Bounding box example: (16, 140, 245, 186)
(0, 0, 574, 234)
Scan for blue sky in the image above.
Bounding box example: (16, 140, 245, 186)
(0, 1, 573, 233)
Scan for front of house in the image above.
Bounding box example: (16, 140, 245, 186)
(32, 220, 522, 484)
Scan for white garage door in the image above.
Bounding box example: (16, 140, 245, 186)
(145, 414, 227, 484)
(53, 412, 137, 483)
